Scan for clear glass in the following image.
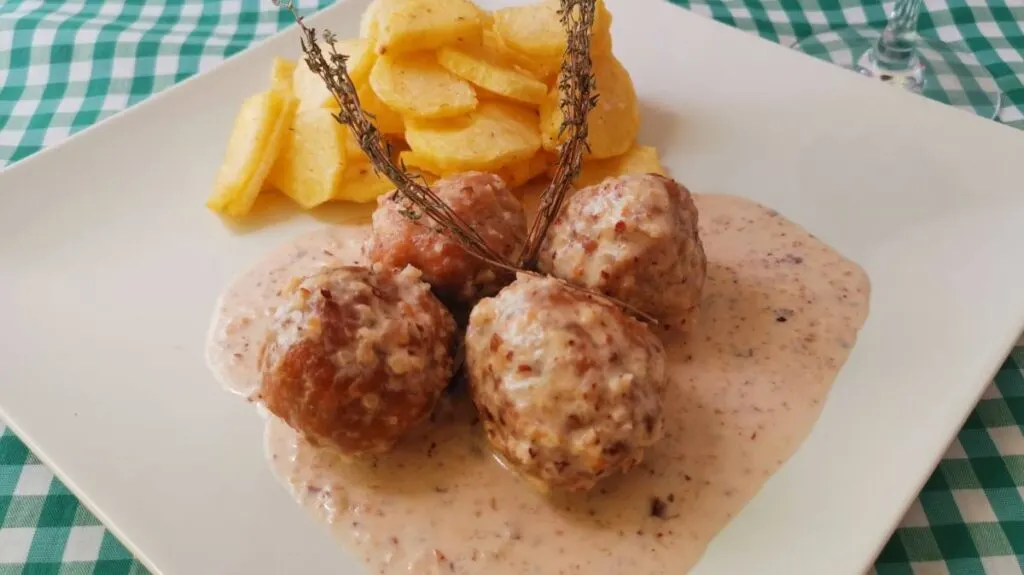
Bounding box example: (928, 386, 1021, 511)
(792, 0, 1002, 119)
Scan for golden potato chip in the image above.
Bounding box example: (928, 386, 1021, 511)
(405, 100, 541, 172)
(292, 38, 375, 111)
(526, 25, 614, 82)
(410, 170, 440, 186)
(292, 61, 332, 111)
(357, 81, 405, 135)
(267, 108, 348, 209)
(437, 46, 547, 106)
(540, 55, 638, 159)
(207, 90, 296, 217)
(335, 164, 396, 203)
(360, 0, 382, 39)
(476, 6, 494, 29)
(399, 150, 444, 175)
(480, 29, 548, 80)
(494, 151, 552, 188)
(335, 38, 377, 85)
(270, 57, 296, 95)
(573, 144, 665, 189)
(492, 0, 612, 61)
(403, 147, 549, 188)
(344, 127, 370, 165)
(369, 53, 477, 119)
(375, 0, 483, 55)
(344, 131, 410, 167)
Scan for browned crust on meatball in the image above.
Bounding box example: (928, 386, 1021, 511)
(365, 172, 528, 303)
(466, 274, 666, 492)
(538, 173, 707, 328)
(259, 265, 456, 456)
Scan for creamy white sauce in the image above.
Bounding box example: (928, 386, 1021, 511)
(205, 229, 365, 399)
(206, 193, 870, 574)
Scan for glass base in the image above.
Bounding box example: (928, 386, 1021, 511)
(793, 27, 1002, 120)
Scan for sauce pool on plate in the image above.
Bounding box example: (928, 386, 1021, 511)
(206, 193, 870, 574)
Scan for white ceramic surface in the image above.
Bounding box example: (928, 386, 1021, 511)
(2, 0, 1023, 573)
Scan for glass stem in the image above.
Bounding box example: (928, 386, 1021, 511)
(872, 0, 923, 71)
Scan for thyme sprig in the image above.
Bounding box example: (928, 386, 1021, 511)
(519, 0, 598, 269)
(274, 0, 655, 323)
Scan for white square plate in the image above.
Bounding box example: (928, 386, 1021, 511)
(2, 0, 1024, 573)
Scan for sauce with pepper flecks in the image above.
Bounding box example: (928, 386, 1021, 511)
(205, 230, 365, 399)
(207, 194, 870, 574)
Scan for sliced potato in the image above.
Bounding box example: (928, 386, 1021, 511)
(492, 0, 612, 61)
(403, 147, 549, 188)
(573, 144, 665, 189)
(540, 54, 638, 159)
(375, 0, 484, 55)
(405, 100, 541, 172)
(293, 60, 333, 110)
(410, 169, 440, 186)
(437, 46, 547, 106)
(292, 38, 376, 111)
(399, 150, 445, 175)
(267, 108, 348, 209)
(357, 81, 406, 134)
(480, 29, 548, 80)
(369, 53, 478, 119)
(335, 164, 396, 203)
(207, 90, 296, 217)
(360, 0, 382, 39)
(494, 151, 553, 188)
(476, 6, 494, 29)
(333, 38, 377, 85)
(270, 57, 296, 95)
(344, 127, 370, 165)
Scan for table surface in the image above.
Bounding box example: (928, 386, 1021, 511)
(1, 0, 1023, 573)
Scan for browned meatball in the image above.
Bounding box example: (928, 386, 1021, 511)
(538, 173, 706, 327)
(258, 265, 456, 456)
(466, 274, 666, 492)
(365, 172, 528, 303)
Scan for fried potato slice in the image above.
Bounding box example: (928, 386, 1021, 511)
(343, 128, 370, 165)
(292, 38, 376, 111)
(266, 108, 348, 209)
(476, 6, 494, 29)
(335, 164, 396, 203)
(369, 53, 478, 119)
(480, 29, 548, 80)
(398, 150, 445, 175)
(405, 100, 541, 172)
(404, 147, 549, 189)
(375, 0, 484, 55)
(360, 0, 382, 38)
(292, 61, 333, 111)
(540, 54, 638, 159)
(573, 144, 665, 189)
(492, 0, 612, 62)
(437, 46, 547, 106)
(357, 81, 406, 135)
(270, 57, 296, 95)
(207, 90, 296, 217)
(335, 38, 377, 85)
(494, 151, 553, 188)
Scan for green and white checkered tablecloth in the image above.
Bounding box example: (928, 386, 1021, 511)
(1, 0, 1023, 573)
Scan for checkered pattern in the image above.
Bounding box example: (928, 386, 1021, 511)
(1, 0, 1023, 573)
(0, 426, 147, 575)
(675, 0, 1024, 128)
(872, 348, 1024, 575)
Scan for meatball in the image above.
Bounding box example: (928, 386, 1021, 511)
(258, 265, 456, 456)
(365, 171, 528, 303)
(538, 173, 706, 327)
(466, 274, 666, 492)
